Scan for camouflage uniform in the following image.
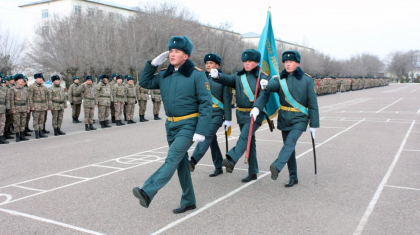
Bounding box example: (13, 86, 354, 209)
(49, 83, 68, 130)
(76, 82, 96, 124)
(0, 82, 11, 141)
(11, 84, 29, 140)
(28, 82, 48, 131)
(150, 89, 162, 119)
(24, 84, 33, 133)
(136, 85, 148, 115)
(68, 82, 82, 122)
(109, 79, 118, 122)
(125, 83, 137, 122)
(112, 83, 127, 122)
(5, 82, 15, 137)
(96, 81, 112, 122)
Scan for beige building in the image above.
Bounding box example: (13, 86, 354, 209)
(240, 32, 314, 53)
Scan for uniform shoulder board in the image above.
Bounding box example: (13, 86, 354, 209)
(305, 73, 312, 78)
(160, 67, 167, 71)
(194, 66, 203, 72)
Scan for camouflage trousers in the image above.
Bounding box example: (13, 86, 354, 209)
(153, 101, 161, 115)
(114, 103, 124, 121)
(0, 113, 5, 136)
(138, 100, 147, 115)
(123, 104, 127, 119)
(5, 113, 13, 132)
(44, 111, 48, 126)
(32, 111, 45, 131)
(72, 104, 81, 118)
(52, 110, 64, 129)
(84, 107, 94, 124)
(26, 110, 31, 128)
(98, 105, 110, 122)
(110, 102, 115, 117)
(125, 104, 135, 121)
(13, 112, 27, 132)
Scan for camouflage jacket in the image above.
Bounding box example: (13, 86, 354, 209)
(126, 84, 137, 104)
(136, 85, 149, 101)
(150, 89, 161, 102)
(49, 84, 68, 110)
(68, 83, 82, 104)
(76, 83, 96, 108)
(11, 85, 29, 112)
(28, 82, 49, 111)
(112, 84, 127, 103)
(95, 82, 112, 106)
(0, 85, 11, 114)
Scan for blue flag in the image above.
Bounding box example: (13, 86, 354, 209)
(258, 10, 281, 123)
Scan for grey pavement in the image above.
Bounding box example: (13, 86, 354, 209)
(0, 83, 419, 235)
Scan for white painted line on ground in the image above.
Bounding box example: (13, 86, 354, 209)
(354, 120, 415, 235)
(324, 98, 372, 113)
(386, 119, 390, 122)
(12, 185, 46, 192)
(91, 164, 124, 170)
(411, 87, 420, 93)
(417, 107, 420, 115)
(376, 98, 403, 113)
(56, 174, 90, 180)
(384, 185, 420, 191)
(341, 118, 346, 121)
(0, 208, 107, 235)
(402, 149, 420, 152)
(150, 172, 271, 235)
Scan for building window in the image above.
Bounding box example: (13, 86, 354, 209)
(117, 14, 123, 21)
(42, 26, 49, 36)
(42, 9, 48, 19)
(74, 5, 81, 15)
(88, 8, 94, 17)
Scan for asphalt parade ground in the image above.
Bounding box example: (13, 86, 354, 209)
(1, 83, 419, 235)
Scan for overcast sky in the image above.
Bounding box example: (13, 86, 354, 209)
(1, 0, 419, 60)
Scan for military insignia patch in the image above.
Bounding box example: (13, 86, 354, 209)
(194, 66, 203, 72)
(205, 82, 210, 90)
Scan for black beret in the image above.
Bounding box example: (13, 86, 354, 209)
(241, 49, 261, 63)
(204, 53, 222, 65)
(14, 74, 24, 81)
(282, 50, 301, 63)
(168, 35, 194, 56)
(51, 75, 60, 81)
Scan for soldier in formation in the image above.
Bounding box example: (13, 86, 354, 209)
(150, 89, 162, 120)
(77, 75, 97, 131)
(0, 74, 10, 144)
(125, 76, 137, 124)
(10, 74, 30, 142)
(137, 83, 149, 122)
(112, 75, 127, 126)
(28, 73, 49, 139)
(96, 74, 112, 128)
(49, 75, 67, 136)
(68, 76, 82, 123)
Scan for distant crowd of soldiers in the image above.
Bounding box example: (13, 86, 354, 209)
(313, 77, 390, 95)
(0, 72, 162, 144)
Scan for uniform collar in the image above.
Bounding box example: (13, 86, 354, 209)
(237, 66, 259, 77)
(280, 67, 304, 80)
(163, 59, 195, 78)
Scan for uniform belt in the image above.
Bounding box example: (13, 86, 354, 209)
(84, 97, 94, 100)
(34, 100, 46, 103)
(116, 95, 125, 98)
(99, 96, 111, 98)
(237, 107, 252, 112)
(15, 103, 27, 106)
(167, 112, 199, 122)
(280, 105, 300, 112)
(73, 94, 81, 97)
(127, 96, 136, 98)
(52, 101, 65, 104)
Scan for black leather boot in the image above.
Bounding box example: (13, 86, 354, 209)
(23, 129, 31, 136)
(35, 131, 40, 139)
(154, 114, 162, 120)
(20, 132, 29, 141)
(57, 128, 66, 135)
(143, 115, 149, 122)
(112, 116, 116, 123)
(25, 126, 33, 132)
(100, 121, 105, 128)
(54, 128, 59, 136)
(0, 135, 9, 144)
(85, 124, 90, 131)
(119, 120, 125, 126)
(140, 115, 144, 122)
(42, 127, 50, 134)
(72, 117, 78, 123)
(39, 130, 48, 138)
(116, 120, 121, 126)
(76, 117, 82, 123)
(89, 124, 96, 130)
(15, 133, 20, 142)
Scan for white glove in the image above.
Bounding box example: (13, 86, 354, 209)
(210, 69, 219, 78)
(250, 107, 259, 121)
(223, 120, 231, 131)
(151, 51, 169, 66)
(260, 79, 268, 90)
(193, 133, 205, 143)
(310, 128, 316, 139)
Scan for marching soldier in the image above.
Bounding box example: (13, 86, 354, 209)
(112, 75, 127, 126)
(150, 89, 162, 120)
(257, 50, 319, 187)
(10, 74, 30, 142)
(0, 75, 10, 144)
(5, 76, 15, 139)
(136, 83, 149, 122)
(68, 76, 82, 123)
(23, 77, 33, 136)
(188, 53, 232, 177)
(49, 75, 67, 136)
(96, 74, 112, 128)
(125, 76, 137, 124)
(109, 73, 118, 123)
(28, 73, 49, 139)
(209, 49, 270, 182)
(76, 75, 97, 131)
(133, 35, 211, 214)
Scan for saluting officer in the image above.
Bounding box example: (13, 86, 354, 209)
(76, 75, 97, 131)
(133, 35, 212, 214)
(188, 53, 232, 177)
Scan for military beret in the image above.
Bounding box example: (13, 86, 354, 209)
(204, 53, 222, 65)
(241, 49, 261, 63)
(168, 35, 194, 56)
(14, 73, 24, 81)
(282, 50, 301, 63)
(1, 77, 6, 84)
(124, 74, 130, 79)
(116, 75, 123, 80)
(126, 76, 133, 81)
(84, 75, 93, 81)
(6, 76, 11, 81)
(34, 73, 44, 79)
(51, 75, 60, 81)
(111, 73, 118, 79)
(73, 76, 80, 81)
(98, 74, 109, 80)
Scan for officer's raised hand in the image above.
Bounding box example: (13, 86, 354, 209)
(210, 68, 219, 79)
(260, 79, 268, 90)
(192, 133, 205, 143)
(151, 51, 169, 66)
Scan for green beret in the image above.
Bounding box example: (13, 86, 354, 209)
(116, 75, 123, 80)
(126, 76, 133, 81)
(1, 77, 6, 83)
(282, 50, 301, 63)
(204, 53, 222, 65)
(6, 76, 11, 81)
(84, 75, 93, 81)
(168, 35, 194, 56)
(34, 73, 44, 79)
(111, 73, 118, 79)
(124, 74, 130, 79)
(241, 49, 261, 63)
(14, 74, 24, 82)
(51, 75, 60, 82)
(98, 74, 109, 80)
(73, 76, 80, 81)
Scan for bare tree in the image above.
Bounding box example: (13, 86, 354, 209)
(0, 21, 25, 75)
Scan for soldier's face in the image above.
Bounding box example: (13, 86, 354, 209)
(74, 79, 79, 84)
(205, 61, 219, 73)
(169, 49, 188, 68)
(117, 79, 122, 84)
(53, 80, 60, 85)
(243, 61, 258, 72)
(103, 78, 108, 83)
(16, 79, 25, 86)
(86, 80, 92, 85)
(128, 80, 133, 85)
(10, 80, 15, 85)
(284, 61, 300, 73)
(35, 78, 43, 84)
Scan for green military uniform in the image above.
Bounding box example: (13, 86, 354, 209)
(109, 73, 118, 123)
(76, 75, 97, 131)
(68, 76, 82, 123)
(216, 49, 270, 181)
(48, 75, 68, 136)
(23, 80, 33, 135)
(255, 51, 319, 185)
(112, 75, 127, 126)
(125, 76, 137, 124)
(134, 36, 212, 212)
(10, 74, 30, 142)
(0, 75, 11, 144)
(136, 85, 149, 122)
(96, 75, 112, 128)
(29, 73, 49, 138)
(4, 77, 15, 139)
(150, 89, 162, 120)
